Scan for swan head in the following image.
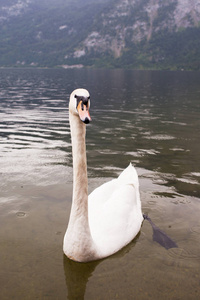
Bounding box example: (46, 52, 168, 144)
(69, 88, 91, 124)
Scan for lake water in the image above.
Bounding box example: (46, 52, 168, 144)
(1, 68, 200, 299)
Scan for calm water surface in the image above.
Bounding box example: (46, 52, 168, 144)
(0, 68, 200, 299)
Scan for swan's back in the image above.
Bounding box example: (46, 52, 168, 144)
(88, 164, 143, 257)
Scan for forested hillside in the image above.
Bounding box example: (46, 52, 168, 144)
(0, 0, 200, 70)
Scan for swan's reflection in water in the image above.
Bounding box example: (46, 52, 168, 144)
(64, 256, 99, 300)
(63, 234, 140, 300)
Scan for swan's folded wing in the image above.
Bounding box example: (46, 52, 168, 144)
(88, 179, 143, 256)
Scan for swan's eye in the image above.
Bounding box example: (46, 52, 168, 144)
(75, 95, 90, 110)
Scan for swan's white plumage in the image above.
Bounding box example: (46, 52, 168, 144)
(88, 163, 143, 256)
(63, 89, 143, 262)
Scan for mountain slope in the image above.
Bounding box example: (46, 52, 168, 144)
(0, 0, 200, 70)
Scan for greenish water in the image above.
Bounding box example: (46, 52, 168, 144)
(0, 68, 200, 299)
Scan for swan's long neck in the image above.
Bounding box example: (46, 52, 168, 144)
(70, 112, 88, 220)
(64, 112, 97, 262)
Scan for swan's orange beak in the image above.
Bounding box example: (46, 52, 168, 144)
(77, 101, 91, 124)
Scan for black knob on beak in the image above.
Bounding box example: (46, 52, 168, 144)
(83, 117, 90, 124)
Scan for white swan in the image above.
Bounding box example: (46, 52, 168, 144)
(63, 88, 143, 262)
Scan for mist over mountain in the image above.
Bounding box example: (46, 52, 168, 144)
(0, 0, 200, 70)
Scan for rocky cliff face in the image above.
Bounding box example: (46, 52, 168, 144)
(0, 0, 200, 69)
(0, 0, 31, 21)
(74, 0, 200, 59)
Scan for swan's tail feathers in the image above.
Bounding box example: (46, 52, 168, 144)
(143, 214, 178, 250)
(118, 163, 139, 187)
